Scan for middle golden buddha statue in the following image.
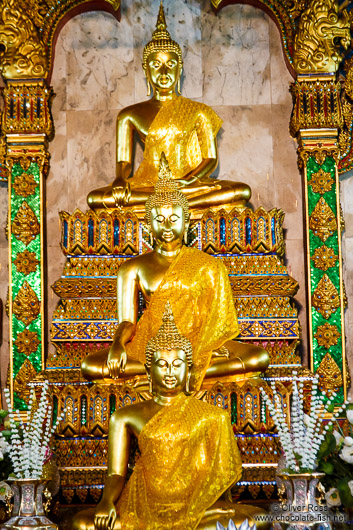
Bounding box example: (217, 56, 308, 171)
(82, 153, 269, 389)
(87, 2, 251, 212)
(73, 302, 267, 530)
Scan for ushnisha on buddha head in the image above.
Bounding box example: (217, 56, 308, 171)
(145, 301, 193, 395)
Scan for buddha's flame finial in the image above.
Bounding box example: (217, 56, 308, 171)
(157, 151, 173, 182)
(156, 2, 167, 32)
(145, 301, 193, 368)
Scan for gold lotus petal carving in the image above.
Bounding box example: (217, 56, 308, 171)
(13, 281, 40, 325)
(309, 169, 334, 195)
(12, 201, 40, 246)
(13, 249, 39, 275)
(312, 273, 340, 319)
(14, 359, 37, 402)
(316, 353, 343, 395)
(309, 198, 337, 242)
(311, 244, 338, 271)
(314, 322, 340, 349)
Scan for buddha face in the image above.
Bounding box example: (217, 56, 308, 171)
(151, 204, 188, 250)
(146, 50, 181, 93)
(150, 348, 188, 395)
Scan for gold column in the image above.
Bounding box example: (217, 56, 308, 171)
(2, 80, 53, 409)
(290, 73, 347, 400)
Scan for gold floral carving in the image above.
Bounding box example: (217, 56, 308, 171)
(13, 249, 39, 275)
(14, 329, 40, 356)
(316, 353, 343, 395)
(314, 323, 340, 349)
(13, 173, 37, 197)
(311, 245, 338, 271)
(11, 201, 40, 246)
(14, 359, 37, 402)
(309, 198, 337, 242)
(293, 0, 350, 74)
(0, 0, 48, 78)
(309, 169, 334, 195)
(13, 281, 40, 325)
(312, 274, 340, 319)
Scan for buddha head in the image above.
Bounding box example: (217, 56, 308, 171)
(145, 152, 189, 249)
(145, 301, 193, 395)
(143, 2, 183, 95)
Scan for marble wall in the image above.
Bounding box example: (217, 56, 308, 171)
(3, 0, 351, 388)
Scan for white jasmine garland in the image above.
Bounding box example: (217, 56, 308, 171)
(1, 381, 64, 479)
(260, 373, 351, 473)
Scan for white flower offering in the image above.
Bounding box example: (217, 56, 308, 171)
(260, 372, 350, 473)
(1, 381, 64, 479)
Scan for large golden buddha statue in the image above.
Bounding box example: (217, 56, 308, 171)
(87, 3, 251, 212)
(73, 303, 267, 529)
(82, 154, 269, 389)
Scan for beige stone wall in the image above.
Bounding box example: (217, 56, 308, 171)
(1, 0, 332, 388)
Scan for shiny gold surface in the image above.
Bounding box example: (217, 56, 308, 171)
(293, 0, 350, 74)
(82, 157, 269, 389)
(73, 314, 265, 530)
(0, 0, 48, 78)
(87, 4, 251, 212)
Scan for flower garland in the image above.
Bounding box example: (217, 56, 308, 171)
(260, 372, 350, 473)
(1, 381, 63, 479)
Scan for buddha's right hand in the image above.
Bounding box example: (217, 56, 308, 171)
(94, 498, 117, 530)
(111, 179, 131, 207)
(107, 347, 127, 379)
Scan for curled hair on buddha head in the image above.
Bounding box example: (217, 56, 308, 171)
(142, 2, 183, 73)
(145, 152, 189, 226)
(145, 301, 193, 370)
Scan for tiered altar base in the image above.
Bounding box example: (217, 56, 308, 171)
(44, 206, 305, 505)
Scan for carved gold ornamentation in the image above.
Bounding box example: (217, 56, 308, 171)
(309, 198, 337, 242)
(11, 201, 40, 246)
(316, 353, 343, 394)
(13, 173, 37, 197)
(14, 359, 37, 402)
(309, 169, 334, 195)
(314, 323, 340, 349)
(3, 82, 53, 137)
(14, 329, 40, 356)
(230, 276, 299, 297)
(0, 0, 48, 78)
(13, 249, 39, 275)
(311, 245, 338, 271)
(13, 281, 40, 325)
(312, 274, 340, 319)
(293, 0, 350, 74)
(290, 79, 343, 136)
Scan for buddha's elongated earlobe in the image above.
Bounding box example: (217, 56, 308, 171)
(186, 371, 191, 393)
(184, 230, 188, 245)
(146, 78, 151, 97)
(177, 77, 181, 95)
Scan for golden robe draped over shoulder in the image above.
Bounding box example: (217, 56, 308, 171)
(117, 393, 242, 529)
(125, 246, 239, 390)
(131, 96, 222, 188)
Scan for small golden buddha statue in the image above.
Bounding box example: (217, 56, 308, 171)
(87, 3, 251, 213)
(73, 303, 268, 530)
(82, 154, 269, 389)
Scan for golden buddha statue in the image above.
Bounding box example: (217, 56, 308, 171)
(82, 154, 269, 389)
(87, 3, 251, 213)
(73, 303, 267, 529)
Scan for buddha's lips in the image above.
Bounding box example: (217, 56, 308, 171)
(162, 231, 174, 241)
(163, 376, 177, 386)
